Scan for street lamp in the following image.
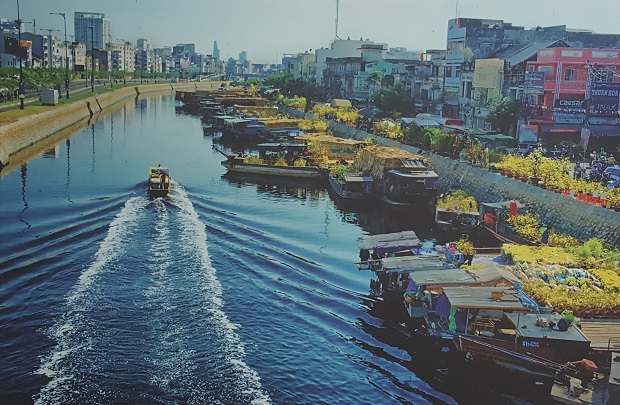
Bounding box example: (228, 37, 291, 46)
(50, 12, 69, 99)
(87, 26, 94, 92)
(16, 0, 24, 109)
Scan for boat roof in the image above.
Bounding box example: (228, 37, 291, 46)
(407, 268, 478, 286)
(466, 265, 521, 286)
(505, 313, 589, 342)
(386, 169, 439, 179)
(441, 286, 533, 311)
(435, 207, 479, 215)
(150, 166, 169, 174)
(357, 230, 422, 251)
(257, 142, 308, 151)
(380, 255, 449, 273)
(212, 115, 239, 121)
(225, 117, 259, 124)
(343, 174, 373, 183)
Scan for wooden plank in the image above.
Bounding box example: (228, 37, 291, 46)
(580, 320, 620, 351)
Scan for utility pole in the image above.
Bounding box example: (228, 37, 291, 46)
(87, 26, 94, 92)
(17, 0, 25, 109)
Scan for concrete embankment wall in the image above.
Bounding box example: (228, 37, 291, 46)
(282, 105, 620, 246)
(0, 83, 214, 168)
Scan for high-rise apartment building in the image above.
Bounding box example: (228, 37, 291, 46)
(74, 12, 111, 50)
(213, 40, 220, 62)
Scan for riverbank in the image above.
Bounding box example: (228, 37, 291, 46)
(280, 105, 620, 247)
(0, 82, 221, 169)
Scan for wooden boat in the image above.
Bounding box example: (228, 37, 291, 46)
(222, 117, 270, 141)
(355, 146, 439, 215)
(427, 286, 590, 375)
(477, 201, 538, 246)
(221, 143, 329, 180)
(379, 163, 439, 214)
(328, 173, 373, 205)
(435, 207, 479, 235)
(148, 166, 171, 197)
(356, 230, 424, 270)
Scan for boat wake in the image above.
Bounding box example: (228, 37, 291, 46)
(34, 188, 270, 404)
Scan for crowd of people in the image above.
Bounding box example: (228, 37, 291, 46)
(573, 148, 618, 188)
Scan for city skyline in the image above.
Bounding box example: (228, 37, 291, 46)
(5, 0, 620, 64)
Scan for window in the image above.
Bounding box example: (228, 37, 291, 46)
(564, 69, 576, 81)
(538, 66, 553, 76)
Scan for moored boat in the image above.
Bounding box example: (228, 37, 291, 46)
(415, 285, 590, 376)
(354, 146, 438, 215)
(148, 166, 171, 197)
(221, 143, 329, 180)
(477, 201, 538, 246)
(328, 172, 373, 205)
(435, 207, 479, 235)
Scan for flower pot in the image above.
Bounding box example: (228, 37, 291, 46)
(529, 176, 541, 185)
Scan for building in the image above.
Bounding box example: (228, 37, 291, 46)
(74, 12, 111, 50)
(444, 17, 620, 119)
(316, 37, 375, 86)
(525, 47, 620, 147)
(213, 40, 220, 62)
(136, 38, 151, 73)
(108, 41, 135, 74)
(239, 51, 247, 64)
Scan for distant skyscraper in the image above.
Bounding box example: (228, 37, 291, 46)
(239, 51, 247, 64)
(213, 40, 220, 62)
(74, 11, 111, 50)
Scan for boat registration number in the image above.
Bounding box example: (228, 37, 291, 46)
(522, 341, 540, 348)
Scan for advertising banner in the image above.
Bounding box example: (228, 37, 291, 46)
(590, 81, 620, 115)
(473, 59, 504, 90)
(517, 124, 539, 143)
(525, 71, 545, 94)
(554, 99, 586, 109)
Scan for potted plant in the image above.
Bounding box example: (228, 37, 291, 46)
(455, 236, 476, 265)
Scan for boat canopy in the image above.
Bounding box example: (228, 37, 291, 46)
(357, 231, 422, 255)
(407, 268, 477, 287)
(441, 286, 533, 311)
(466, 265, 520, 286)
(150, 166, 169, 175)
(386, 169, 439, 179)
(343, 174, 373, 183)
(379, 255, 449, 273)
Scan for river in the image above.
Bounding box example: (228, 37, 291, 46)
(1, 95, 544, 404)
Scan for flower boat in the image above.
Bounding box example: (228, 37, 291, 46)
(148, 166, 171, 198)
(477, 201, 538, 246)
(221, 143, 329, 180)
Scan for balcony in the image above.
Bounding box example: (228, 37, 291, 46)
(543, 79, 587, 94)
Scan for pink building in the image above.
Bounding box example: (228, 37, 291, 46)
(525, 48, 620, 148)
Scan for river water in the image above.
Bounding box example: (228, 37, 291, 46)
(1, 95, 540, 404)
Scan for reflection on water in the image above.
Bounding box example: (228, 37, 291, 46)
(18, 164, 30, 230)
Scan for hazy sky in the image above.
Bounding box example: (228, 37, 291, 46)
(6, 0, 620, 64)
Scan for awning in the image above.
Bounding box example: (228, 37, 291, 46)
(588, 125, 620, 137)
